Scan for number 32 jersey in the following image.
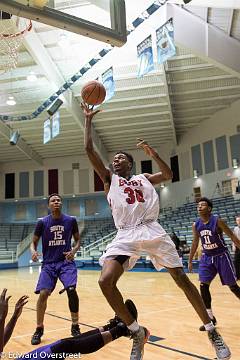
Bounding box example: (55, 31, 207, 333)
(107, 173, 159, 229)
(195, 214, 228, 256)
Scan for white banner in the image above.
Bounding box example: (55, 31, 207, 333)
(43, 118, 51, 144)
(52, 111, 60, 138)
(157, 19, 176, 64)
(102, 67, 115, 102)
(137, 35, 154, 77)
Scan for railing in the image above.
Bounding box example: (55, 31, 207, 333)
(79, 231, 117, 258)
(0, 250, 15, 263)
(16, 231, 33, 258)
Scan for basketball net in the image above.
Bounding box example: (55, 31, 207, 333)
(0, 13, 32, 74)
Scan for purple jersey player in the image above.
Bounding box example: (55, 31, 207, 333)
(30, 194, 81, 345)
(188, 197, 240, 331)
(0, 289, 138, 360)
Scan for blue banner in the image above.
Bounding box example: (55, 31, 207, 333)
(43, 118, 51, 144)
(137, 35, 154, 77)
(52, 111, 60, 138)
(156, 19, 176, 64)
(102, 67, 115, 102)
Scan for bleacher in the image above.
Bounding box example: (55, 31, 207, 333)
(80, 219, 115, 248)
(0, 223, 35, 261)
(159, 195, 238, 251)
(0, 195, 239, 265)
(80, 195, 240, 262)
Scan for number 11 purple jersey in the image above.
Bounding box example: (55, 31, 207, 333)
(195, 214, 228, 256)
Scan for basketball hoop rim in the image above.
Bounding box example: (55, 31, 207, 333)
(0, 19, 32, 39)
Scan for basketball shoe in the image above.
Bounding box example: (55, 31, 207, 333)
(105, 299, 138, 335)
(31, 327, 44, 345)
(130, 326, 150, 360)
(71, 324, 81, 337)
(208, 329, 231, 360)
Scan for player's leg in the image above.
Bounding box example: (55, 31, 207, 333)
(50, 322, 129, 357)
(217, 252, 240, 299)
(199, 282, 217, 331)
(168, 267, 231, 360)
(148, 234, 230, 360)
(234, 249, 240, 280)
(59, 260, 80, 336)
(99, 257, 150, 360)
(98, 257, 133, 325)
(168, 267, 212, 325)
(32, 264, 57, 345)
(198, 255, 218, 331)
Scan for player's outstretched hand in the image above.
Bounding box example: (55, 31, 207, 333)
(63, 251, 75, 261)
(81, 102, 101, 122)
(136, 138, 156, 157)
(13, 295, 29, 319)
(0, 289, 11, 321)
(31, 251, 41, 262)
(188, 262, 193, 273)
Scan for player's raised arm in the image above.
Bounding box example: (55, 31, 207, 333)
(136, 138, 172, 185)
(218, 218, 240, 249)
(0, 289, 11, 354)
(188, 223, 200, 272)
(82, 103, 110, 183)
(3, 295, 28, 347)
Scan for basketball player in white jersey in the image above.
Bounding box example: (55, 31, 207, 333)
(82, 103, 231, 360)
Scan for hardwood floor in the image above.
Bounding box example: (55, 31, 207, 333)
(0, 268, 239, 359)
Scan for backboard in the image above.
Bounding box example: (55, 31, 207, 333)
(0, 0, 127, 46)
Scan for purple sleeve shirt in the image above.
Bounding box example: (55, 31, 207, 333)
(34, 214, 79, 263)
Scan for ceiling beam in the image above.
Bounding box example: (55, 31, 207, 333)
(172, 93, 240, 104)
(227, 9, 235, 36)
(95, 111, 170, 123)
(162, 63, 177, 145)
(22, 27, 109, 164)
(171, 85, 240, 95)
(168, 4, 240, 79)
(99, 125, 172, 136)
(0, 120, 43, 165)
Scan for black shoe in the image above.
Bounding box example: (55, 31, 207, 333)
(31, 327, 44, 345)
(106, 299, 138, 334)
(199, 316, 217, 331)
(71, 324, 81, 337)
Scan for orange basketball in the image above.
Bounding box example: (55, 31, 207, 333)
(81, 80, 106, 106)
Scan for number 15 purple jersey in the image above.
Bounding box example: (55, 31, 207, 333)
(34, 214, 79, 264)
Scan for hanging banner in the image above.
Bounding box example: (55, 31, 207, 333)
(52, 111, 60, 138)
(43, 118, 51, 144)
(156, 19, 176, 64)
(137, 35, 154, 77)
(102, 67, 115, 102)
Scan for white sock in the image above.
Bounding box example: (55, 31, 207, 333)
(127, 320, 139, 333)
(204, 322, 215, 332)
(206, 309, 214, 319)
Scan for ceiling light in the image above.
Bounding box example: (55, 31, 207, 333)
(6, 96, 16, 106)
(27, 71, 37, 82)
(10, 130, 20, 145)
(193, 170, 198, 179)
(233, 159, 238, 169)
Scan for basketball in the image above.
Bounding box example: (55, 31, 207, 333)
(81, 80, 106, 106)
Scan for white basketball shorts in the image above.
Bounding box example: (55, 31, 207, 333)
(99, 221, 183, 271)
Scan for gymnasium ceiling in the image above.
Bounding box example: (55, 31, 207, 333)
(0, 0, 240, 165)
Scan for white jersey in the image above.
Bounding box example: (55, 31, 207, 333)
(107, 173, 159, 229)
